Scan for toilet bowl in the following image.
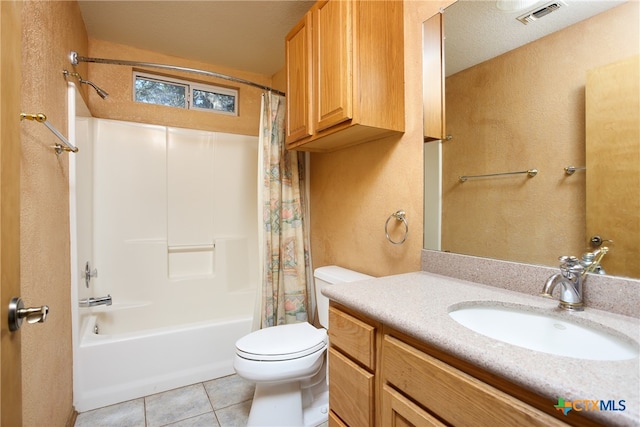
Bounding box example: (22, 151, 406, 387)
(234, 266, 373, 427)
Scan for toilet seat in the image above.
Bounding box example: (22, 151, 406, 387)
(236, 322, 327, 361)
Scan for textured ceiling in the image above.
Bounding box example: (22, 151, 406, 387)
(78, 1, 316, 76)
(78, 0, 625, 77)
(445, 0, 626, 76)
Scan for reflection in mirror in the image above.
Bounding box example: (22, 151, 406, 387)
(424, 0, 639, 279)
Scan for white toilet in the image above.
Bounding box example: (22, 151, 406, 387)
(234, 265, 373, 427)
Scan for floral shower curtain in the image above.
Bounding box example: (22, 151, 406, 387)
(255, 92, 313, 328)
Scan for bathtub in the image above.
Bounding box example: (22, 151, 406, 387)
(74, 304, 252, 412)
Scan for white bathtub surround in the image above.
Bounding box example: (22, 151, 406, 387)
(69, 86, 259, 412)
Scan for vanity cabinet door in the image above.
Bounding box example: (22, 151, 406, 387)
(382, 384, 446, 427)
(382, 335, 567, 427)
(328, 303, 378, 426)
(328, 305, 376, 370)
(329, 347, 375, 427)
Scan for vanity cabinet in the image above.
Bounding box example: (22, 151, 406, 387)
(328, 304, 379, 426)
(382, 334, 567, 427)
(285, 0, 405, 152)
(328, 303, 595, 427)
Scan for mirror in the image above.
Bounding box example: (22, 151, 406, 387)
(424, 0, 640, 279)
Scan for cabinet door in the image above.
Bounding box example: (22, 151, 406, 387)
(329, 347, 374, 427)
(285, 12, 313, 144)
(328, 306, 376, 370)
(314, 0, 353, 132)
(383, 335, 566, 427)
(382, 385, 446, 427)
(329, 411, 349, 427)
(423, 12, 445, 141)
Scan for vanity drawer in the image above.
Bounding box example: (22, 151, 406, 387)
(328, 411, 348, 427)
(382, 384, 446, 427)
(328, 306, 376, 369)
(382, 335, 566, 427)
(329, 347, 374, 427)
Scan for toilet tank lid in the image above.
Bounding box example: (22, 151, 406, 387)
(314, 265, 374, 284)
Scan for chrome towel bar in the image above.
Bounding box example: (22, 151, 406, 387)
(20, 113, 78, 154)
(459, 168, 537, 182)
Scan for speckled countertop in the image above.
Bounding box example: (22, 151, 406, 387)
(322, 271, 640, 426)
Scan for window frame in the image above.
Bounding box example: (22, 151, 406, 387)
(133, 71, 239, 116)
(190, 81, 238, 116)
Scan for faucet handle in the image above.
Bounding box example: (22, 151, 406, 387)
(558, 256, 582, 278)
(558, 255, 579, 266)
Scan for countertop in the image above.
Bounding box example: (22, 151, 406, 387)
(322, 271, 640, 426)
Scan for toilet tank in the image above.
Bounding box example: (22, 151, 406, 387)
(314, 266, 373, 328)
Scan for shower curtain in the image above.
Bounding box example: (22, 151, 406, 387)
(255, 92, 313, 328)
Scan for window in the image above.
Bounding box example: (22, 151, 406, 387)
(134, 72, 238, 116)
(134, 74, 187, 108)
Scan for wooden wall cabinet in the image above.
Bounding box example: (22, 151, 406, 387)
(285, 0, 405, 152)
(423, 12, 446, 142)
(328, 303, 586, 427)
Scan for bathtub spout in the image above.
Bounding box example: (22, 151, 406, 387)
(79, 295, 112, 308)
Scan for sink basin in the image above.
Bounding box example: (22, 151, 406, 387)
(449, 304, 639, 361)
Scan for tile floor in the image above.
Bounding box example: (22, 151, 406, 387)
(75, 374, 330, 427)
(75, 374, 255, 427)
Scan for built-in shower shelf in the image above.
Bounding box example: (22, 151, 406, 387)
(168, 243, 215, 279)
(167, 243, 215, 253)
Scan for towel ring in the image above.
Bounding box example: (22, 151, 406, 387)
(385, 210, 408, 245)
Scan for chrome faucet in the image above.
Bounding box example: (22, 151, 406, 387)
(541, 256, 585, 311)
(541, 248, 608, 311)
(79, 295, 112, 308)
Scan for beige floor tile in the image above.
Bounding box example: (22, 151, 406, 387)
(214, 400, 252, 427)
(75, 398, 145, 427)
(204, 374, 255, 410)
(145, 383, 213, 427)
(161, 411, 220, 427)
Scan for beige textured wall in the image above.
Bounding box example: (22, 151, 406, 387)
(20, 1, 88, 425)
(442, 2, 639, 267)
(85, 39, 273, 135)
(309, 1, 453, 277)
(1, 1, 24, 425)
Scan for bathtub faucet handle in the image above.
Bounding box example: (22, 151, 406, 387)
(85, 261, 98, 288)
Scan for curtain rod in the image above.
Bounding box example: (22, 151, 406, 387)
(69, 51, 286, 97)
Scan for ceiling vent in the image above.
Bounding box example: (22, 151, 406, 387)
(516, 0, 567, 24)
